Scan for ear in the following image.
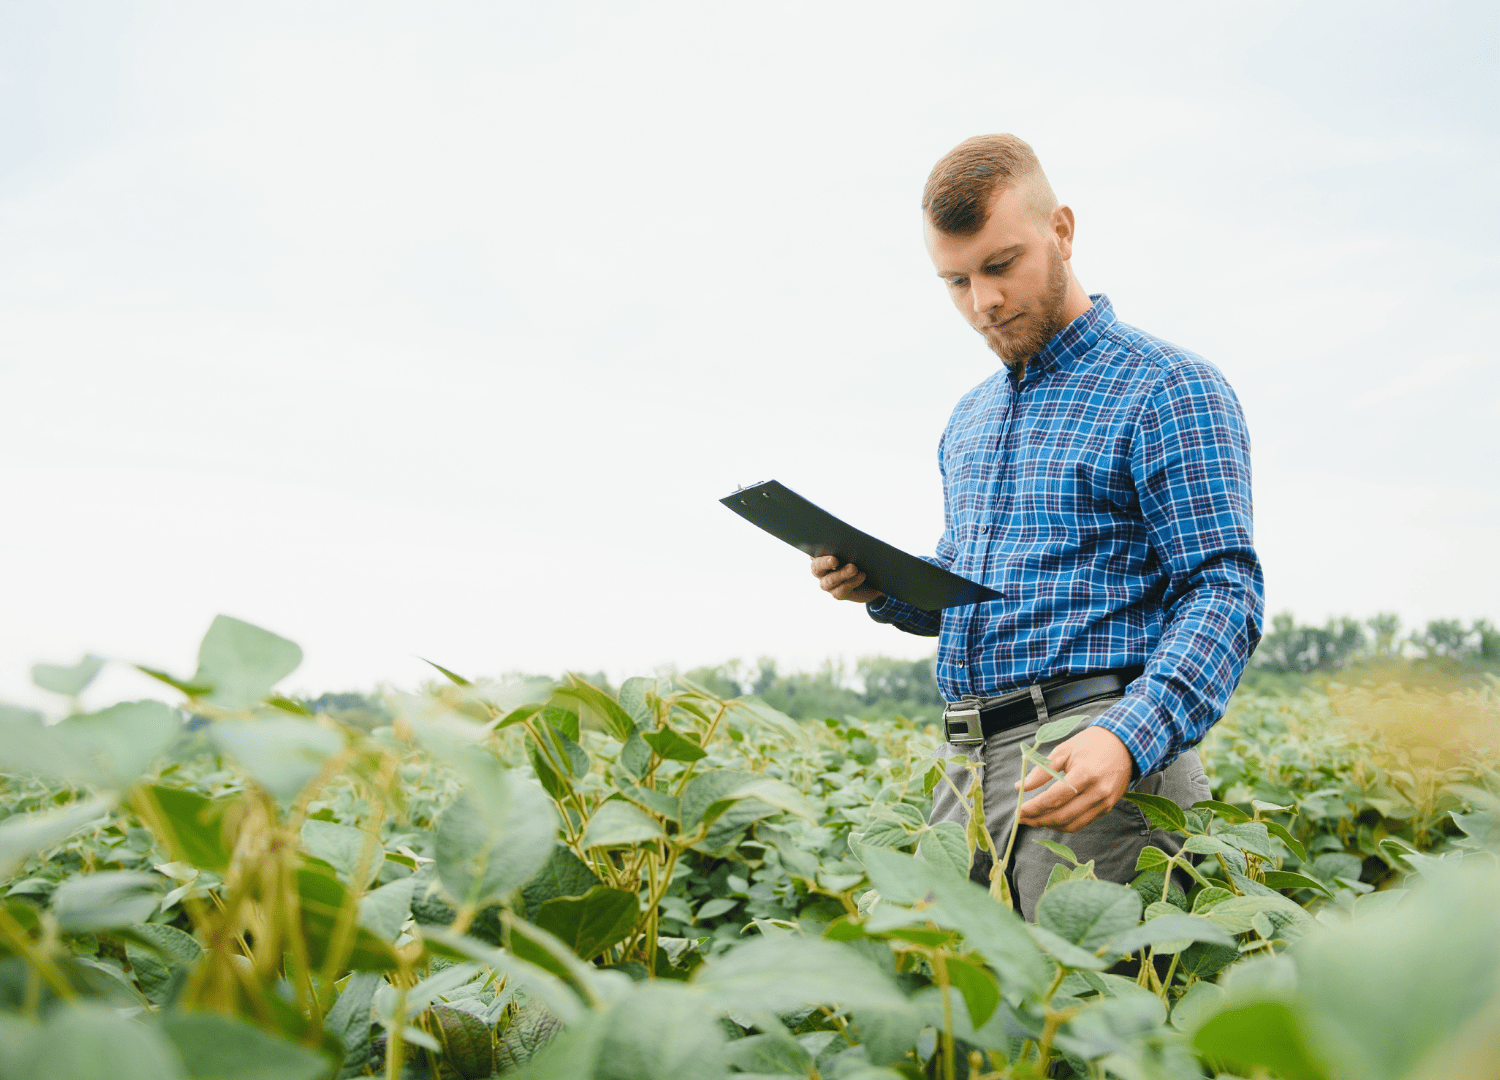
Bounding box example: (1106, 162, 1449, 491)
(1051, 205, 1077, 261)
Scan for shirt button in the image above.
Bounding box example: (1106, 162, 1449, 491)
(956, 660, 966, 668)
(979, 524, 989, 534)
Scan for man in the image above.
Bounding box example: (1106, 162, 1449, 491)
(812, 134, 1263, 920)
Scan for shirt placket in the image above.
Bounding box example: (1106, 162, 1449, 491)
(962, 376, 1021, 694)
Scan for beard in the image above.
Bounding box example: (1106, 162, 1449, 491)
(982, 244, 1071, 371)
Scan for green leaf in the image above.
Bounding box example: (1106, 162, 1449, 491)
(916, 820, 968, 879)
(325, 972, 383, 1077)
(1203, 894, 1302, 934)
(507, 982, 723, 1080)
(191, 615, 303, 709)
(533, 885, 640, 961)
(1193, 998, 1328, 1080)
(1133, 845, 1170, 873)
(1308, 852, 1363, 885)
(53, 871, 162, 931)
(159, 1009, 331, 1080)
(1168, 979, 1225, 1032)
(641, 727, 707, 762)
(31, 654, 106, 696)
(1036, 839, 1080, 865)
(540, 704, 580, 743)
(424, 929, 585, 1025)
(553, 677, 636, 742)
(358, 876, 416, 942)
(420, 658, 471, 686)
(582, 800, 665, 848)
(520, 845, 602, 918)
(1106, 912, 1234, 956)
(123, 923, 202, 1006)
(1175, 939, 1240, 979)
(944, 954, 1000, 1028)
(862, 847, 1049, 1003)
(1121, 792, 1186, 833)
(295, 867, 399, 972)
(22, 1002, 188, 1080)
(1027, 923, 1108, 970)
(1035, 879, 1142, 952)
(1293, 861, 1500, 1080)
(0, 700, 180, 789)
(694, 935, 906, 1013)
(1191, 887, 1235, 914)
(1182, 834, 1241, 859)
(1217, 821, 1273, 861)
(617, 677, 656, 728)
(680, 769, 813, 828)
(0, 796, 114, 880)
(1033, 712, 1090, 745)
(1261, 870, 1333, 897)
(1191, 799, 1250, 824)
(723, 1031, 811, 1074)
(1264, 820, 1308, 862)
(300, 820, 382, 891)
(144, 786, 237, 873)
(435, 776, 558, 909)
(135, 665, 213, 697)
(209, 718, 344, 803)
(619, 732, 652, 778)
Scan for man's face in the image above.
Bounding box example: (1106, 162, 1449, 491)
(925, 183, 1072, 369)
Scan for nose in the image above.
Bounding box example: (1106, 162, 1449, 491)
(971, 279, 1004, 319)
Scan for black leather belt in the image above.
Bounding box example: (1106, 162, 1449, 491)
(942, 667, 1144, 747)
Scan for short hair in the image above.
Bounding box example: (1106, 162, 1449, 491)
(922, 134, 1056, 235)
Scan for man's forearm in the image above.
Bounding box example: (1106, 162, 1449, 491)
(866, 593, 941, 637)
(1091, 558, 1262, 778)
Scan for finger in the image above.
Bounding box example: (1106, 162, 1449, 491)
(810, 555, 840, 575)
(1025, 782, 1112, 830)
(831, 571, 867, 599)
(818, 564, 853, 592)
(1018, 779, 1078, 818)
(1018, 765, 1053, 793)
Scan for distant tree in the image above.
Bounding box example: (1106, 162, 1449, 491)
(857, 654, 943, 711)
(1408, 618, 1481, 660)
(1251, 612, 1368, 673)
(1366, 612, 1403, 658)
(1476, 619, 1500, 662)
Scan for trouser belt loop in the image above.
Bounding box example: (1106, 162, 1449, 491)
(1028, 684, 1049, 726)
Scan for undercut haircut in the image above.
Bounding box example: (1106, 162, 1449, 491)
(922, 134, 1056, 236)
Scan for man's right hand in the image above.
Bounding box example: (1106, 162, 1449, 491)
(811, 555, 886, 605)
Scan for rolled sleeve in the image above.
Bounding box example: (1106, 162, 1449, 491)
(1093, 362, 1265, 778)
(867, 593, 941, 637)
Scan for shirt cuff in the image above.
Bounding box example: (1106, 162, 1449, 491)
(1090, 694, 1172, 781)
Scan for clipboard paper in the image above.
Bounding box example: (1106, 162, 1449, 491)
(721, 480, 1002, 612)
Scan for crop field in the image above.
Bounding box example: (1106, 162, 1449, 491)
(1, 616, 1498, 1080)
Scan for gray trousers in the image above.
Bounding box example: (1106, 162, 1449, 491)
(930, 695, 1211, 922)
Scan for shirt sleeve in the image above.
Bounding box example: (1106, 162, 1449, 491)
(866, 424, 961, 639)
(1091, 362, 1265, 778)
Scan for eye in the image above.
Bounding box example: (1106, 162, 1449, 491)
(985, 260, 1013, 275)
(947, 276, 969, 289)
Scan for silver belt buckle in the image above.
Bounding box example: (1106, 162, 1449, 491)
(942, 703, 984, 747)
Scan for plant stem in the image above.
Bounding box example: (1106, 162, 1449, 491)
(385, 982, 408, 1080)
(932, 951, 957, 1080)
(0, 906, 74, 1003)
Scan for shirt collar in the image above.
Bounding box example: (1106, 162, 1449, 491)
(1011, 293, 1115, 387)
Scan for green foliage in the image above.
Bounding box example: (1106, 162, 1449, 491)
(0, 616, 1496, 1080)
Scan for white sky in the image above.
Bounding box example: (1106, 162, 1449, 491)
(2, 1, 1497, 707)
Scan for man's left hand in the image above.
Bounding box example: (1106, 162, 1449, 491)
(1016, 726, 1136, 833)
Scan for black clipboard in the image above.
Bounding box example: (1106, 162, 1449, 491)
(721, 480, 1002, 611)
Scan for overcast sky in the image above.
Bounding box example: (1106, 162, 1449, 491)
(2, 1, 1496, 707)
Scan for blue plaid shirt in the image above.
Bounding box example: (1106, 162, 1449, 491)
(868, 295, 1264, 778)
